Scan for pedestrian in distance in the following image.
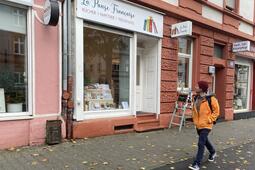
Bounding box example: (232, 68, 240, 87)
(188, 81, 220, 170)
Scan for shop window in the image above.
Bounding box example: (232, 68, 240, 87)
(214, 44, 224, 58)
(178, 38, 192, 89)
(83, 27, 130, 111)
(0, 3, 28, 114)
(234, 64, 250, 111)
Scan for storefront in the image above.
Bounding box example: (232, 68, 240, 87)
(73, 0, 163, 137)
(232, 41, 255, 118)
(0, 0, 63, 149)
(234, 58, 252, 112)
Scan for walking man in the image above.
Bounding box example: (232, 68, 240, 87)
(189, 81, 220, 170)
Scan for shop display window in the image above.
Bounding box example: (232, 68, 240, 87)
(178, 38, 192, 89)
(234, 64, 249, 111)
(0, 3, 28, 114)
(83, 27, 130, 111)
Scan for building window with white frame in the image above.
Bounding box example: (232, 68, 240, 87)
(177, 38, 192, 90)
(225, 0, 238, 12)
(0, 3, 28, 114)
(233, 63, 250, 111)
(83, 26, 130, 112)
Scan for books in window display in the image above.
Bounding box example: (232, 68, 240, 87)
(84, 87, 114, 111)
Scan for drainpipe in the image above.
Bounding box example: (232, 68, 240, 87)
(62, 0, 74, 139)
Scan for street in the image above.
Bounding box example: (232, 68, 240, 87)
(154, 141, 255, 170)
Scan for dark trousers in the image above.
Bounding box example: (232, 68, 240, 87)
(194, 128, 215, 166)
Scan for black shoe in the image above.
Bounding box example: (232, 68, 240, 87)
(208, 152, 216, 162)
(188, 164, 200, 170)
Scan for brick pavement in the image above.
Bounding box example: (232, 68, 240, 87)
(0, 118, 255, 170)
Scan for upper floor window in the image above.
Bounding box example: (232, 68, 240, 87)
(225, 0, 237, 12)
(162, 0, 178, 6)
(214, 43, 224, 58)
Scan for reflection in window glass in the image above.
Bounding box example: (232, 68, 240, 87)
(178, 38, 191, 54)
(0, 4, 28, 113)
(84, 27, 130, 111)
(178, 57, 189, 88)
(234, 64, 249, 110)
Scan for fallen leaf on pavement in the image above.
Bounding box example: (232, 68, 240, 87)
(31, 161, 38, 165)
(71, 139, 76, 144)
(8, 147, 15, 151)
(41, 158, 48, 162)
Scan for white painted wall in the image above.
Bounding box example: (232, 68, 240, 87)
(239, 0, 254, 22)
(202, 5, 223, 24)
(208, 0, 223, 8)
(162, 0, 178, 6)
(239, 21, 253, 35)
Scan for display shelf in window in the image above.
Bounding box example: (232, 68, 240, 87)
(84, 84, 114, 111)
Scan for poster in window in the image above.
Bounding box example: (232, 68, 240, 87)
(0, 88, 6, 113)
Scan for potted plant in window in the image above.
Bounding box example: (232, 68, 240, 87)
(0, 65, 23, 112)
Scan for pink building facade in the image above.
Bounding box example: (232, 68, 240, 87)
(0, 0, 64, 149)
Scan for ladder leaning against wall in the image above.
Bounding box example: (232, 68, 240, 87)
(169, 89, 193, 132)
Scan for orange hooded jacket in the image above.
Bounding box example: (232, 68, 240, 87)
(192, 96, 220, 129)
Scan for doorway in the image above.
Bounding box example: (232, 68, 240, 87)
(136, 34, 159, 114)
(213, 66, 225, 118)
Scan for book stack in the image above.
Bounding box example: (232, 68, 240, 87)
(143, 16, 158, 34)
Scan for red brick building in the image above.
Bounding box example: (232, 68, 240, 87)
(70, 0, 255, 138)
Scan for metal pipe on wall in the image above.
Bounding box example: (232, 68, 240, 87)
(61, 0, 74, 139)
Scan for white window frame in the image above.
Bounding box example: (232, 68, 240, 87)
(0, 1, 32, 118)
(234, 59, 252, 113)
(75, 19, 134, 120)
(74, 18, 161, 120)
(177, 39, 193, 91)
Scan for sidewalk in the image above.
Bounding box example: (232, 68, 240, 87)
(0, 118, 255, 170)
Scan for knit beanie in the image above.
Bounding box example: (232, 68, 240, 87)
(197, 81, 208, 93)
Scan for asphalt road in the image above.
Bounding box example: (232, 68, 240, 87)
(153, 141, 255, 170)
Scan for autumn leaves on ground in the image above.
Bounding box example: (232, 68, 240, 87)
(0, 118, 255, 170)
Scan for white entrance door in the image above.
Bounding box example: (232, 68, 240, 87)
(136, 52, 142, 111)
(136, 34, 158, 114)
(142, 47, 157, 113)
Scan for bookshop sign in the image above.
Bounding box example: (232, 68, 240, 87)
(77, 0, 163, 37)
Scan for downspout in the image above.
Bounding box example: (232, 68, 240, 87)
(62, 0, 74, 139)
(66, 0, 74, 139)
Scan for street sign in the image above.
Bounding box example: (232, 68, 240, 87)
(232, 41, 250, 52)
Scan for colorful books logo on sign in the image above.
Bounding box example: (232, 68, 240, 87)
(143, 16, 158, 34)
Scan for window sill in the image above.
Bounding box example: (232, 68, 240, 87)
(0, 115, 33, 121)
